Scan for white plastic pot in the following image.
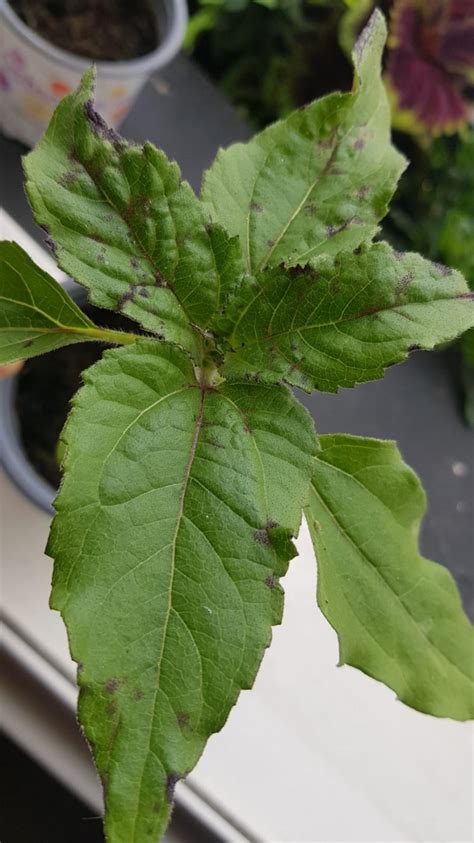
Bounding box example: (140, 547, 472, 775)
(0, 0, 187, 147)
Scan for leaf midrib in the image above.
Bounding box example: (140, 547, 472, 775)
(130, 384, 206, 839)
(230, 291, 467, 349)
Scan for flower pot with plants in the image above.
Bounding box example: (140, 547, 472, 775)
(1, 12, 473, 843)
(0, 0, 187, 147)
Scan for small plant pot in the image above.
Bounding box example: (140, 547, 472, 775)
(0, 279, 137, 515)
(0, 277, 84, 513)
(0, 0, 187, 147)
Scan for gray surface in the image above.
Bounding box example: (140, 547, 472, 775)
(1, 57, 472, 620)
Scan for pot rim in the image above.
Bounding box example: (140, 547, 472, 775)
(0, 374, 56, 514)
(0, 0, 188, 77)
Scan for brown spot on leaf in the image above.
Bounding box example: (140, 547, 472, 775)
(267, 239, 275, 248)
(59, 171, 79, 187)
(123, 195, 151, 224)
(393, 250, 404, 261)
(357, 185, 369, 199)
(353, 138, 365, 151)
(250, 202, 263, 213)
(23, 339, 34, 348)
(39, 224, 57, 255)
(166, 773, 181, 803)
(139, 287, 149, 298)
(84, 100, 125, 147)
(432, 261, 453, 277)
(130, 257, 139, 268)
(305, 201, 317, 216)
(254, 528, 270, 546)
(106, 678, 121, 693)
(318, 137, 333, 150)
(395, 272, 414, 297)
(117, 286, 135, 309)
(133, 689, 144, 701)
(267, 519, 279, 529)
(177, 712, 189, 728)
(265, 575, 277, 589)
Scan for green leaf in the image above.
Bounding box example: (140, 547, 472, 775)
(23, 69, 241, 361)
(221, 242, 474, 392)
(461, 328, 474, 427)
(48, 339, 315, 841)
(201, 10, 405, 273)
(0, 241, 136, 364)
(306, 434, 474, 721)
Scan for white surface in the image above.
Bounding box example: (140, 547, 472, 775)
(1, 210, 473, 841)
(2, 470, 473, 842)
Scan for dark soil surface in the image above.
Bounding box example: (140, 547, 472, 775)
(15, 303, 140, 490)
(8, 0, 159, 61)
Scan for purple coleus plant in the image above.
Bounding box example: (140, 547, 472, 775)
(387, 0, 474, 133)
(344, 0, 474, 134)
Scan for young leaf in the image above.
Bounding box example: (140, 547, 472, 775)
(221, 243, 474, 392)
(306, 434, 474, 721)
(23, 69, 242, 361)
(48, 339, 315, 842)
(0, 241, 136, 364)
(201, 10, 405, 273)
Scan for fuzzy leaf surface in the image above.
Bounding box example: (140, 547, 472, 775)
(0, 240, 103, 363)
(48, 339, 315, 842)
(202, 10, 405, 273)
(221, 243, 474, 392)
(306, 434, 474, 721)
(23, 70, 241, 361)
